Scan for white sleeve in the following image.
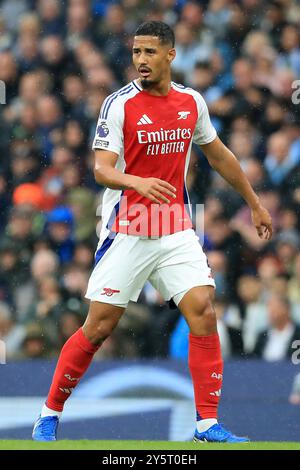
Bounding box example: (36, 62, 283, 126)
(192, 92, 217, 146)
(92, 94, 124, 155)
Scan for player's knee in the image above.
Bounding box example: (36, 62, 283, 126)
(202, 304, 216, 327)
(195, 298, 216, 326)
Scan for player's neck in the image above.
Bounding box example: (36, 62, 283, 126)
(137, 78, 172, 97)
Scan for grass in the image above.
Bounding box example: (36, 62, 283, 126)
(0, 441, 299, 450)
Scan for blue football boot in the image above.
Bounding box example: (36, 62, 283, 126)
(32, 415, 59, 441)
(193, 423, 249, 443)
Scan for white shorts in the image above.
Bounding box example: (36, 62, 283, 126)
(85, 228, 215, 308)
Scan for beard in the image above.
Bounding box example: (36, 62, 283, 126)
(141, 78, 157, 89)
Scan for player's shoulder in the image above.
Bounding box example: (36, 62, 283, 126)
(100, 82, 139, 119)
(105, 82, 137, 101)
(171, 82, 203, 101)
(172, 82, 207, 113)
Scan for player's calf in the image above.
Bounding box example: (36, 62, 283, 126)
(33, 303, 125, 439)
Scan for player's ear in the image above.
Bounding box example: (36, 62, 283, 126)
(168, 48, 176, 63)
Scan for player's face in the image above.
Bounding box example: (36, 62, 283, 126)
(132, 36, 175, 88)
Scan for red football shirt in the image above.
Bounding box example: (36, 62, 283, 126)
(93, 80, 216, 239)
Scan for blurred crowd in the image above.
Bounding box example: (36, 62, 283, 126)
(0, 0, 300, 362)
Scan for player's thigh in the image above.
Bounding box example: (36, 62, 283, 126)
(86, 233, 157, 307)
(149, 229, 215, 305)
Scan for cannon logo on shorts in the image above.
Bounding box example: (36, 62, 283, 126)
(101, 288, 121, 297)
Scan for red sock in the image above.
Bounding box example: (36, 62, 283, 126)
(188, 333, 223, 420)
(46, 328, 99, 412)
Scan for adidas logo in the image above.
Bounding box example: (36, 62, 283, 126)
(209, 389, 222, 397)
(137, 114, 153, 125)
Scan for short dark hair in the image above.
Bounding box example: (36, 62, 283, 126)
(135, 21, 175, 47)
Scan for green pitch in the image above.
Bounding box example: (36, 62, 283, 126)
(0, 441, 300, 450)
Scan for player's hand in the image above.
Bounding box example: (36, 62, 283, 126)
(251, 204, 273, 240)
(132, 177, 177, 204)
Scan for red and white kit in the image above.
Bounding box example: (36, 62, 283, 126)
(86, 80, 216, 307)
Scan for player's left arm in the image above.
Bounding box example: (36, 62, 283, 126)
(200, 136, 273, 240)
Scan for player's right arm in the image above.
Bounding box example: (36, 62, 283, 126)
(94, 149, 176, 204)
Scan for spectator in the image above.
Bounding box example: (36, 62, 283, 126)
(276, 23, 300, 76)
(73, 242, 94, 270)
(45, 206, 75, 264)
(66, 1, 93, 50)
(172, 22, 212, 80)
(275, 230, 300, 277)
(38, 145, 75, 211)
(41, 35, 79, 91)
(65, 188, 96, 243)
(62, 76, 86, 120)
(238, 275, 268, 354)
(3, 205, 36, 263)
(18, 12, 41, 39)
(207, 250, 228, 298)
(16, 33, 40, 73)
(36, 94, 64, 163)
(0, 239, 21, 306)
(257, 255, 283, 298)
(31, 249, 60, 282)
(253, 295, 300, 361)
(264, 131, 300, 187)
(0, 51, 18, 103)
(1, 0, 28, 34)
(58, 307, 84, 348)
(10, 149, 40, 189)
(0, 15, 13, 52)
(0, 171, 11, 234)
(19, 323, 53, 359)
(288, 252, 300, 304)
(24, 275, 63, 341)
(0, 301, 25, 359)
(37, 0, 64, 37)
(97, 3, 131, 81)
(61, 262, 89, 300)
(12, 183, 43, 209)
